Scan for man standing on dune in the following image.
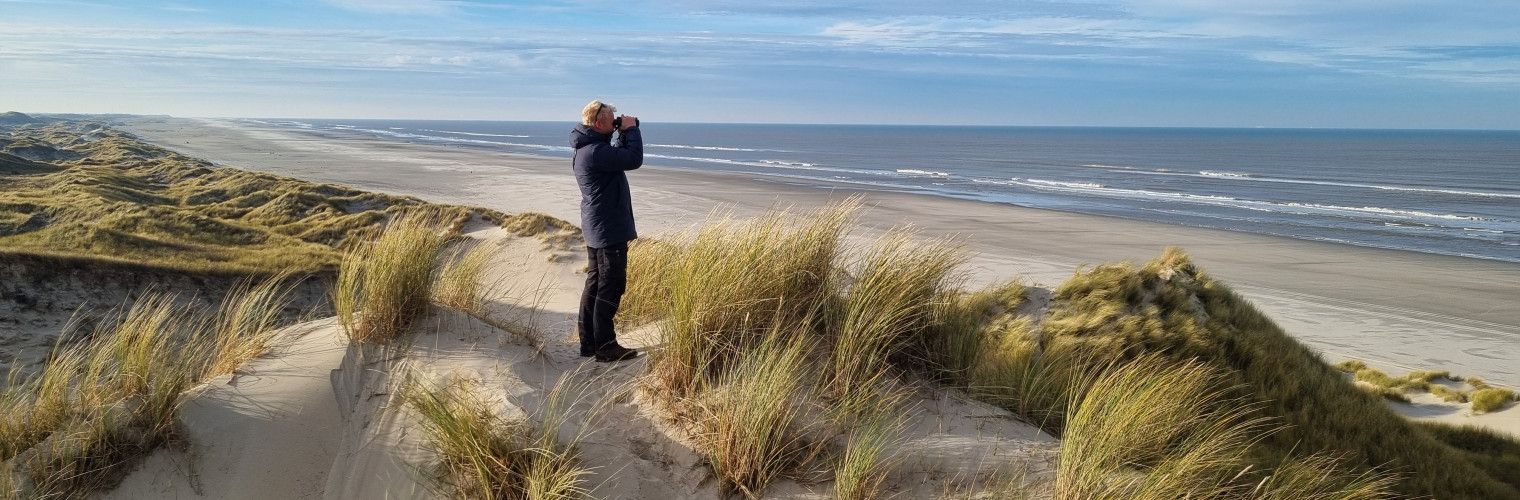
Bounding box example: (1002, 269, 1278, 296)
(571, 100, 642, 362)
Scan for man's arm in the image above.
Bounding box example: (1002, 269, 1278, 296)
(613, 126, 643, 171)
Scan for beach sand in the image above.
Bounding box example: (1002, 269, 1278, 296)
(119, 117, 1520, 392)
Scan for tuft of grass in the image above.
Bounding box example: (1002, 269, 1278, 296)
(1470, 388, 1516, 413)
(833, 400, 905, 500)
(1054, 357, 1266, 500)
(1468, 377, 1493, 390)
(693, 328, 818, 498)
(433, 243, 497, 316)
(336, 210, 453, 344)
(1334, 360, 1367, 373)
(0, 284, 299, 497)
(404, 374, 594, 500)
(1407, 370, 1455, 383)
(828, 230, 964, 415)
(203, 275, 299, 377)
(622, 201, 856, 397)
(1250, 453, 1400, 500)
(1429, 384, 1469, 403)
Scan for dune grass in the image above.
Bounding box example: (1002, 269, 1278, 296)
(0, 121, 497, 274)
(404, 374, 596, 500)
(1332, 361, 1519, 408)
(693, 328, 820, 497)
(0, 277, 300, 497)
(620, 202, 854, 399)
(1470, 388, 1517, 413)
(1419, 422, 1520, 488)
(1054, 357, 1264, 499)
(204, 275, 300, 377)
(1022, 248, 1515, 497)
(434, 243, 498, 316)
(828, 230, 964, 417)
(615, 202, 1507, 497)
(336, 210, 454, 344)
(832, 401, 905, 500)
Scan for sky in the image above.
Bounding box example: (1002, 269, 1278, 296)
(2, 0, 1518, 128)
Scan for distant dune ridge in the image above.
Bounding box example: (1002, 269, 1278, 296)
(0, 113, 1517, 499)
(0, 115, 501, 274)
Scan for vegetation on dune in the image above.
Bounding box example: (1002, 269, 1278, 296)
(617, 201, 1520, 499)
(0, 121, 501, 274)
(1010, 247, 1519, 497)
(0, 277, 300, 498)
(1419, 422, 1520, 489)
(404, 375, 597, 500)
(1332, 361, 1518, 410)
(337, 210, 554, 348)
(336, 210, 454, 344)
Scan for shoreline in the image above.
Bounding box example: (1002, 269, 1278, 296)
(118, 116, 1520, 389)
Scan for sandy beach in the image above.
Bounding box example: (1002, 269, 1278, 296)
(118, 117, 1520, 392)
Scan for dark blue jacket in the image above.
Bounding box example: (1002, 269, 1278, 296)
(570, 124, 643, 248)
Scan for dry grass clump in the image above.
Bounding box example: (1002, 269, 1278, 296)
(622, 200, 965, 496)
(0, 279, 298, 497)
(693, 330, 819, 497)
(434, 243, 498, 316)
(828, 230, 964, 415)
(404, 375, 595, 499)
(832, 405, 904, 500)
(620, 201, 855, 398)
(0, 121, 494, 274)
(1471, 388, 1517, 413)
(1332, 361, 1516, 407)
(204, 275, 299, 377)
(336, 210, 454, 344)
(1055, 357, 1263, 499)
(1028, 247, 1514, 498)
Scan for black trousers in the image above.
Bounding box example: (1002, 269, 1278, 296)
(578, 244, 628, 354)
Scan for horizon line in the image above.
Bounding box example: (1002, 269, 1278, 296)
(16, 111, 1520, 133)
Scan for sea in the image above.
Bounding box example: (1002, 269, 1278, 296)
(242, 119, 1520, 263)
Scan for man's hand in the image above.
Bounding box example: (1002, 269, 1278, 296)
(619, 115, 639, 131)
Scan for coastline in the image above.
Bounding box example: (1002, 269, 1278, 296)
(119, 116, 1520, 389)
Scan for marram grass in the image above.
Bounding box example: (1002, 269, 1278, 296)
(336, 210, 453, 344)
(0, 277, 299, 497)
(404, 374, 596, 500)
(0, 122, 494, 275)
(615, 202, 1489, 498)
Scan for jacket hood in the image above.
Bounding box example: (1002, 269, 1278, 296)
(570, 124, 611, 149)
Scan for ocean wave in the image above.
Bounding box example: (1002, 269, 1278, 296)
(346, 127, 572, 152)
(760, 160, 816, 167)
(649, 143, 785, 152)
(896, 169, 951, 177)
(1025, 179, 1105, 190)
(1079, 163, 1134, 170)
(421, 129, 531, 138)
(1003, 177, 1498, 223)
(1126, 169, 1520, 199)
(645, 154, 876, 175)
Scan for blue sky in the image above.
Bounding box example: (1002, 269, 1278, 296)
(2, 0, 1518, 128)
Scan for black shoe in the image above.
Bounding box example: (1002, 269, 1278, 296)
(578, 349, 594, 358)
(593, 345, 639, 363)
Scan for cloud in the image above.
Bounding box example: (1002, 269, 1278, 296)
(322, 0, 458, 15)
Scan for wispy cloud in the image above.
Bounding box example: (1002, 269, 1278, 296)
(1, 0, 1517, 126)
